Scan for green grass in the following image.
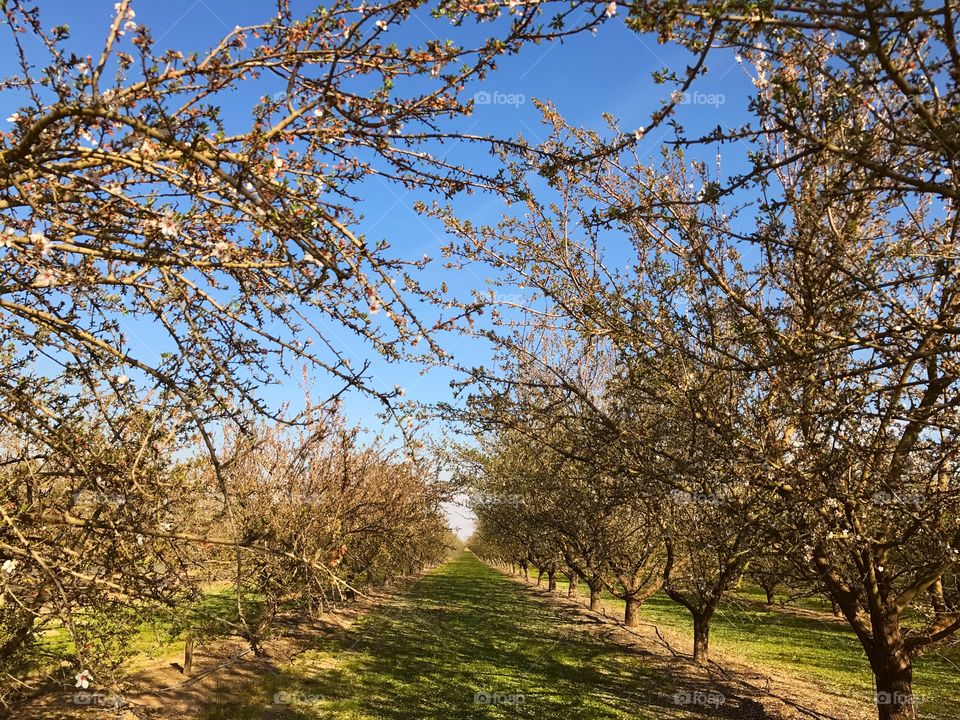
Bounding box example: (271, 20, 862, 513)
(202, 552, 744, 719)
(36, 582, 267, 672)
(548, 575, 960, 719)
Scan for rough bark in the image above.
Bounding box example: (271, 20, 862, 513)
(692, 611, 711, 665)
(182, 637, 195, 675)
(589, 581, 604, 611)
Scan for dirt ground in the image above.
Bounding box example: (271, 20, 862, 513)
(496, 566, 874, 720)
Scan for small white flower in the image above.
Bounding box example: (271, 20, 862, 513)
(158, 210, 180, 238)
(124, 19, 137, 31)
(604, 1, 617, 18)
(1, 228, 16, 249)
(734, 53, 743, 64)
(6, 113, 20, 123)
(1, 559, 17, 575)
(30, 231, 53, 256)
(375, 19, 388, 30)
(116, 374, 130, 385)
(394, 385, 405, 396)
(212, 241, 231, 258)
(33, 269, 59, 288)
(75, 670, 93, 689)
(634, 127, 644, 141)
(313, 107, 325, 117)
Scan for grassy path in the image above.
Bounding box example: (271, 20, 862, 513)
(207, 551, 745, 720)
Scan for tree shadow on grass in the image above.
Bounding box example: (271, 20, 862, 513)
(249, 553, 779, 720)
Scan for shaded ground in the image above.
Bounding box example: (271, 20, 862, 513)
(539, 569, 959, 719)
(203, 552, 797, 719)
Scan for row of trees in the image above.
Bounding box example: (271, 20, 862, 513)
(0, 0, 602, 712)
(440, 3, 960, 720)
(0, 403, 453, 707)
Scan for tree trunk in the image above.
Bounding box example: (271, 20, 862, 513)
(0, 615, 36, 661)
(520, 562, 529, 582)
(589, 582, 603, 611)
(182, 636, 195, 675)
(868, 615, 917, 720)
(536, 568, 544, 585)
(547, 569, 557, 592)
(567, 574, 578, 598)
(624, 596, 640, 627)
(692, 612, 711, 665)
(764, 585, 775, 605)
(872, 656, 916, 720)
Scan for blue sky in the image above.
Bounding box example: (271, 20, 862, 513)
(5, 1, 758, 537)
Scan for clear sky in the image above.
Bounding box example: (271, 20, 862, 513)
(5, 1, 757, 539)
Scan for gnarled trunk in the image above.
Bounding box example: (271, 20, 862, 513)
(624, 596, 640, 627)
(547, 568, 557, 592)
(692, 611, 711, 665)
(567, 574, 578, 598)
(867, 615, 917, 720)
(588, 581, 603, 611)
(872, 660, 915, 720)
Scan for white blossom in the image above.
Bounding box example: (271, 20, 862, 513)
(158, 210, 180, 238)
